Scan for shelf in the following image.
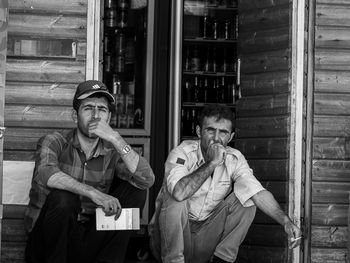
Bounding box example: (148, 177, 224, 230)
(184, 38, 237, 44)
(182, 102, 236, 107)
(183, 70, 236, 77)
(184, 2, 237, 16)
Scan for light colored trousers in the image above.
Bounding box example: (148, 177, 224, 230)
(150, 190, 256, 263)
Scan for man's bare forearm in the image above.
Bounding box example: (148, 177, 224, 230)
(172, 162, 216, 202)
(47, 171, 96, 199)
(251, 190, 290, 226)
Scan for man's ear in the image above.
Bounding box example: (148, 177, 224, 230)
(228, 131, 235, 143)
(71, 110, 78, 124)
(107, 112, 111, 124)
(196, 125, 201, 138)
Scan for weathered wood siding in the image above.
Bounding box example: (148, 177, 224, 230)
(310, 0, 350, 262)
(2, 1, 88, 262)
(235, 0, 292, 262)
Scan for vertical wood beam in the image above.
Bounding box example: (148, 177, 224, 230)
(289, 0, 306, 262)
(86, 0, 101, 80)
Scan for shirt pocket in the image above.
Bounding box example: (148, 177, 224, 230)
(212, 181, 231, 201)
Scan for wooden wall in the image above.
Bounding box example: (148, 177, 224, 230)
(310, 0, 350, 262)
(2, 1, 88, 261)
(235, 0, 292, 262)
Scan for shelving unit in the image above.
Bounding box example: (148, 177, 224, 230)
(180, 0, 239, 139)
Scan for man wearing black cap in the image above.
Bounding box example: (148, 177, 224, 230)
(24, 80, 155, 263)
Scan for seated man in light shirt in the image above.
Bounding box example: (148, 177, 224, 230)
(149, 104, 302, 263)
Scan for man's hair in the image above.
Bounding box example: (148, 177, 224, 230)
(198, 104, 235, 130)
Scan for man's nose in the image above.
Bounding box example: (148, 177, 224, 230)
(214, 130, 220, 140)
(92, 107, 100, 119)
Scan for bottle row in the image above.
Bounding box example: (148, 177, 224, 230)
(110, 112, 144, 129)
(199, 0, 237, 8)
(182, 76, 238, 104)
(181, 107, 200, 137)
(104, 0, 130, 28)
(184, 46, 237, 74)
(200, 15, 238, 40)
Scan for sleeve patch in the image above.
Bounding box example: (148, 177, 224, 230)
(176, 158, 185, 165)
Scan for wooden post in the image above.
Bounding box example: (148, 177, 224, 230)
(289, 0, 306, 262)
(348, 193, 350, 263)
(0, 0, 8, 261)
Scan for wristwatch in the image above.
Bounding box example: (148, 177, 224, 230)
(121, 144, 132, 155)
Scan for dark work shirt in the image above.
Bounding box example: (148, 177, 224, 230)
(24, 129, 154, 232)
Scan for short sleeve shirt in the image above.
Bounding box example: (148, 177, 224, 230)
(164, 140, 265, 221)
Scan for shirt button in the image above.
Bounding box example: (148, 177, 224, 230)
(84, 162, 87, 166)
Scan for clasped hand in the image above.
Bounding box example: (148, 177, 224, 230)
(206, 142, 226, 167)
(91, 190, 122, 220)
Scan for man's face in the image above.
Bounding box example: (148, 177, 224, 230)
(76, 96, 111, 138)
(196, 116, 234, 158)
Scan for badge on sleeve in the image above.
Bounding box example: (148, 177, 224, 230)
(176, 158, 185, 165)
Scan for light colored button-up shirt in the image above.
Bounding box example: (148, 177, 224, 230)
(164, 140, 265, 221)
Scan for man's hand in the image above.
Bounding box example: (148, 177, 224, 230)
(90, 189, 122, 220)
(206, 142, 226, 167)
(284, 220, 302, 248)
(88, 118, 116, 142)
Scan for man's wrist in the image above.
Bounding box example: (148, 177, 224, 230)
(121, 144, 132, 155)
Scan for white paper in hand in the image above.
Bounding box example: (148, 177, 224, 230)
(96, 208, 140, 231)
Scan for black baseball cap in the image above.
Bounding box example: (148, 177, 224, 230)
(73, 80, 115, 110)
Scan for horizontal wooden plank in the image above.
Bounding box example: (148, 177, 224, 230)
(314, 116, 350, 137)
(4, 127, 69, 151)
(4, 151, 36, 161)
(1, 242, 26, 262)
(313, 159, 350, 182)
(5, 105, 75, 128)
(236, 138, 289, 159)
(259, 182, 287, 203)
(239, 6, 289, 32)
(313, 137, 350, 159)
(312, 181, 350, 204)
(6, 59, 85, 83)
(236, 116, 289, 137)
(5, 82, 75, 106)
(241, 49, 290, 74)
(244, 224, 286, 247)
(238, 0, 289, 10)
(237, 245, 286, 263)
(9, 0, 88, 15)
(248, 159, 289, 181)
(9, 13, 87, 40)
(317, 0, 350, 4)
(314, 93, 350, 115)
(312, 204, 349, 225)
(3, 204, 26, 219)
(316, 26, 350, 49)
(316, 4, 350, 27)
(315, 49, 350, 71)
(236, 94, 289, 117)
(2, 219, 26, 242)
(241, 71, 289, 96)
(315, 70, 350, 93)
(239, 27, 289, 53)
(254, 203, 287, 225)
(311, 248, 347, 263)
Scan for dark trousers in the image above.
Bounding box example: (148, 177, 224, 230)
(25, 179, 147, 263)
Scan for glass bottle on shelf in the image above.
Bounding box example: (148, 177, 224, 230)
(203, 77, 209, 103)
(191, 46, 201, 71)
(184, 46, 191, 71)
(183, 80, 193, 102)
(193, 76, 200, 102)
(190, 108, 197, 136)
(204, 47, 212, 72)
(218, 76, 226, 102)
